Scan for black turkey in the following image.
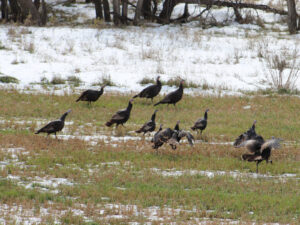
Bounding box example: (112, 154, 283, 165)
(133, 76, 162, 102)
(76, 85, 106, 105)
(154, 80, 184, 107)
(35, 109, 71, 138)
(191, 109, 209, 134)
(105, 99, 133, 127)
(136, 109, 158, 135)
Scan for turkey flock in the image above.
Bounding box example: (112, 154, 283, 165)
(35, 76, 282, 173)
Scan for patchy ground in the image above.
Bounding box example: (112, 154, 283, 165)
(0, 90, 299, 224)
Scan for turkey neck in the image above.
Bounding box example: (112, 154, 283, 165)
(127, 102, 133, 112)
(99, 87, 104, 94)
(151, 112, 157, 121)
(157, 79, 162, 87)
(60, 112, 69, 121)
(204, 111, 208, 120)
(179, 83, 184, 91)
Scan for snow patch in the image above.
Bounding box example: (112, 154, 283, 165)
(150, 168, 299, 180)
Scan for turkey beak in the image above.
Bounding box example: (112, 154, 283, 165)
(67, 109, 72, 114)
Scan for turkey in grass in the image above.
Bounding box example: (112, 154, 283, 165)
(136, 109, 158, 135)
(151, 125, 174, 150)
(233, 120, 263, 147)
(151, 121, 181, 150)
(105, 99, 133, 127)
(236, 136, 281, 173)
(168, 130, 195, 150)
(35, 109, 71, 138)
(151, 124, 166, 150)
(76, 85, 106, 105)
(154, 80, 184, 107)
(168, 121, 194, 150)
(151, 121, 194, 150)
(133, 76, 162, 102)
(191, 109, 209, 134)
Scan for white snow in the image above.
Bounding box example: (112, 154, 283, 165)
(5, 174, 74, 194)
(150, 168, 299, 180)
(0, 2, 299, 96)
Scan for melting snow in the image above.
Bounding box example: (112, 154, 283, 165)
(150, 168, 299, 180)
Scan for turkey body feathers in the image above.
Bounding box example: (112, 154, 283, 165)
(134, 76, 161, 100)
(35, 109, 71, 136)
(154, 81, 184, 106)
(76, 86, 105, 103)
(105, 100, 133, 127)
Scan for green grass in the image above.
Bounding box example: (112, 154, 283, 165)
(0, 75, 19, 84)
(1, 89, 300, 141)
(0, 89, 299, 223)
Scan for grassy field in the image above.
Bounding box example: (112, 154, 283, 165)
(0, 89, 299, 224)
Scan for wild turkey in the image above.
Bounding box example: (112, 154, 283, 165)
(136, 109, 158, 135)
(133, 76, 162, 102)
(191, 109, 209, 134)
(35, 109, 71, 138)
(233, 120, 263, 147)
(151, 121, 181, 150)
(152, 127, 173, 150)
(151, 124, 165, 150)
(151, 121, 193, 150)
(76, 85, 106, 105)
(168, 130, 195, 150)
(105, 99, 133, 127)
(236, 137, 281, 173)
(154, 80, 184, 107)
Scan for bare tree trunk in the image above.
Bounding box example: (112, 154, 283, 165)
(133, 0, 144, 25)
(17, 0, 41, 25)
(142, 0, 151, 19)
(9, 0, 21, 22)
(287, 0, 298, 34)
(174, 3, 189, 23)
(94, 0, 103, 19)
(102, 0, 110, 22)
(122, 0, 128, 24)
(34, 0, 40, 10)
(1, 0, 8, 20)
(40, 0, 47, 25)
(113, 0, 120, 25)
(233, 7, 243, 23)
(158, 0, 176, 24)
